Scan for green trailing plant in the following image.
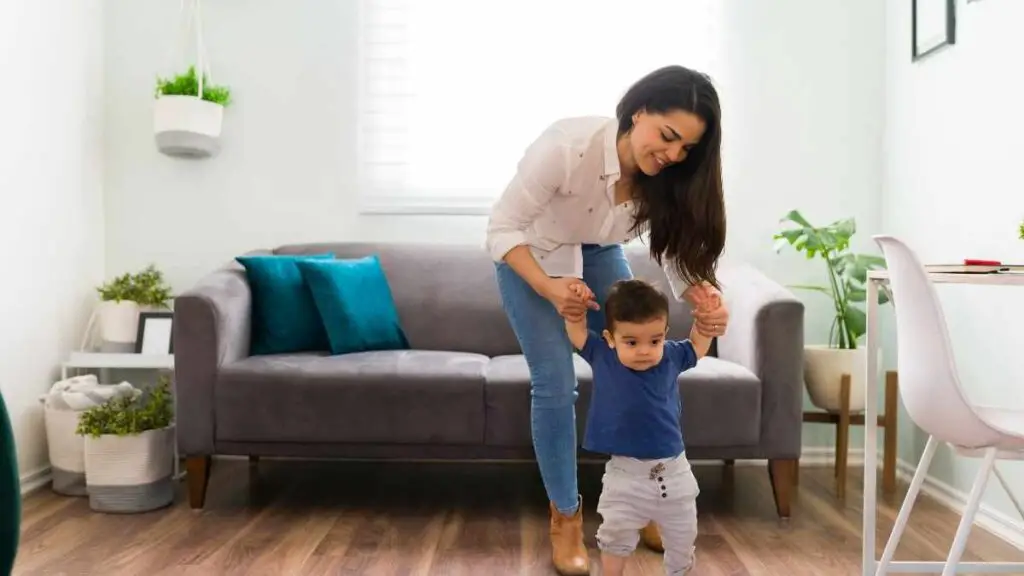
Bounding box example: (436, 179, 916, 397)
(1018, 219, 1023, 240)
(96, 264, 173, 308)
(76, 377, 174, 437)
(773, 210, 890, 350)
(155, 65, 232, 106)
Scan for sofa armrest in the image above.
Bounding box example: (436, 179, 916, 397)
(173, 264, 253, 455)
(717, 264, 805, 459)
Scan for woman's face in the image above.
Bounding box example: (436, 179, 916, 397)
(626, 109, 707, 177)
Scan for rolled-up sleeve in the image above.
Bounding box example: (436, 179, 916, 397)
(485, 125, 569, 262)
(662, 258, 693, 302)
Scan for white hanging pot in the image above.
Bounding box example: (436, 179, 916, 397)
(153, 0, 227, 159)
(84, 426, 175, 513)
(97, 300, 141, 352)
(154, 95, 223, 158)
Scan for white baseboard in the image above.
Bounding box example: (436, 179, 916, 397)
(800, 446, 1024, 552)
(19, 466, 51, 496)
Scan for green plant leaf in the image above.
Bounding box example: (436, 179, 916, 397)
(788, 284, 833, 297)
(76, 377, 174, 437)
(155, 65, 232, 106)
(844, 306, 866, 343)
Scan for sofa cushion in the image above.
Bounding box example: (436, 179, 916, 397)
(235, 253, 334, 355)
(215, 350, 487, 445)
(483, 354, 761, 449)
(296, 255, 410, 355)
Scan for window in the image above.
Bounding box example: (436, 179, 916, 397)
(357, 0, 722, 215)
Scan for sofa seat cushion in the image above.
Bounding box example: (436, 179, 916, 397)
(215, 350, 488, 445)
(483, 354, 761, 449)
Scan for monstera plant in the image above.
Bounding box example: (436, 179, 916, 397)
(773, 210, 889, 412)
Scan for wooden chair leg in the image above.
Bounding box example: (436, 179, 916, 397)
(883, 371, 899, 494)
(835, 374, 851, 501)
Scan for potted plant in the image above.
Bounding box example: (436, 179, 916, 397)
(76, 377, 175, 513)
(153, 65, 232, 158)
(96, 264, 173, 353)
(773, 210, 889, 413)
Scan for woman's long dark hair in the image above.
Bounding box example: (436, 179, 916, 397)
(618, 65, 727, 290)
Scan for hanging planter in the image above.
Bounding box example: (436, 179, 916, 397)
(153, 0, 232, 159)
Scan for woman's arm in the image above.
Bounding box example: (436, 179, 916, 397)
(485, 124, 570, 270)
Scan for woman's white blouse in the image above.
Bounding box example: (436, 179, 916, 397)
(485, 116, 691, 300)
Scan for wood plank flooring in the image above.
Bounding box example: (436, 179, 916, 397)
(13, 458, 1024, 575)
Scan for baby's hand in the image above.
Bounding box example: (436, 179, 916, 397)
(683, 282, 720, 312)
(568, 281, 599, 310)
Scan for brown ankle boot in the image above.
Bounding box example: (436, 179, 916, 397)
(549, 500, 590, 575)
(641, 520, 664, 552)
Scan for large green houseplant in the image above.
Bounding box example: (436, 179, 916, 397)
(76, 377, 175, 513)
(95, 264, 173, 352)
(773, 210, 889, 412)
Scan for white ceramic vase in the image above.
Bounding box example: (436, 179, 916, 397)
(83, 426, 175, 513)
(803, 345, 867, 413)
(98, 300, 141, 352)
(153, 95, 223, 158)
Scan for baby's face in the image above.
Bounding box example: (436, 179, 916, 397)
(602, 316, 669, 371)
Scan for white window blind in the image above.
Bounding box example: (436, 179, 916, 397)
(357, 0, 722, 214)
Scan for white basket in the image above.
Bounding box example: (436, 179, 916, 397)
(43, 407, 87, 496)
(84, 426, 175, 513)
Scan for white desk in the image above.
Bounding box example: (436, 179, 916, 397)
(863, 270, 1024, 575)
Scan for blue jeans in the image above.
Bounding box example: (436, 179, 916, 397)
(495, 243, 633, 515)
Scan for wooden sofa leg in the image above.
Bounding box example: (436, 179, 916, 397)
(768, 459, 797, 519)
(185, 456, 211, 509)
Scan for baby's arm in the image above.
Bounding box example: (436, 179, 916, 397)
(564, 284, 589, 351)
(688, 324, 712, 359)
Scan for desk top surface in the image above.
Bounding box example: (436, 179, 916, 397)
(868, 269, 1024, 285)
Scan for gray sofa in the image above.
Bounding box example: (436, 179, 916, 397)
(173, 242, 804, 517)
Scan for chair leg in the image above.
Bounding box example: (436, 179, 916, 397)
(941, 447, 998, 576)
(876, 435, 939, 575)
(994, 465, 1024, 521)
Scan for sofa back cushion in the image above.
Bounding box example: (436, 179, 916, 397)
(271, 242, 696, 357)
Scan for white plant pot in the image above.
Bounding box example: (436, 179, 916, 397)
(153, 95, 223, 158)
(98, 300, 141, 353)
(804, 345, 867, 413)
(83, 426, 175, 513)
(44, 407, 87, 496)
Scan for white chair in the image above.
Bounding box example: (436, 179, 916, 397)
(873, 235, 1024, 576)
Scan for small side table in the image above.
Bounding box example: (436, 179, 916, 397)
(801, 370, 899, 500)
(60, 352, 183, 481)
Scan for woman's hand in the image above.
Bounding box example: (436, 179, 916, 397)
(541, 277, 599, 322)
(684, 283, 729, 338)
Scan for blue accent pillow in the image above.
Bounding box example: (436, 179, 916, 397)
(235, 253, 334, 355)
(295, 255, 410, 355)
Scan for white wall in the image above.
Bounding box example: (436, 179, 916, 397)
(101, 0, 885, 445)
(0, 1, 106, 488)
(883, 0, 1024, 533)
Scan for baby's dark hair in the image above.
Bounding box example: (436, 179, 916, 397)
(604, 279, 670, 333)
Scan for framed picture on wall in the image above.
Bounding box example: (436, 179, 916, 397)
(913, 0, 956, 61)
(135, 312, 174, 355)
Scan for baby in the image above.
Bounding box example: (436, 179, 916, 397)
(564, 279, 716, 576)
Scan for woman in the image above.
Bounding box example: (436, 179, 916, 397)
(485, 65, 730, 575)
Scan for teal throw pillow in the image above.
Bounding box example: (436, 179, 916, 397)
(235, 253, 334, 355)
(295, 255, 410, 355)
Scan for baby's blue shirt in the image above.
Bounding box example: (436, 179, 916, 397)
(578, 330, 698, 460)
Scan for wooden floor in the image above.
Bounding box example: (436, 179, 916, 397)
(13, 458, 1024, 575)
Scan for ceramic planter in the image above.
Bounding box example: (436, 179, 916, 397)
(153, 95, 223, 158)
(804, 345, 867, 413)
(83, 426, 175, 513)
(97, 300, 141, 353)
